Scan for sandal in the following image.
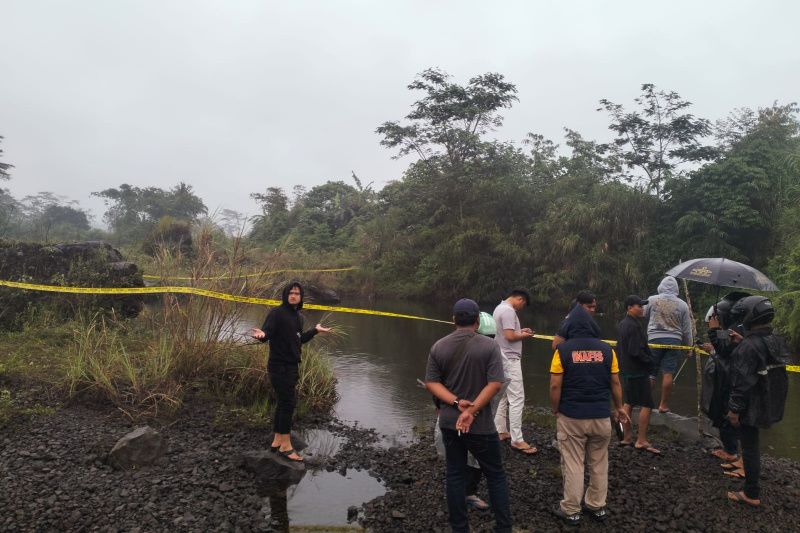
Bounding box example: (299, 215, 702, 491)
(510, 442, 538, 455)
(724, 469, 745, 479)
(711, 449, 738, 462)
(721, 459, 744, 470)
(277, 448, 304, 462)
(727, 490, 760, 507)
(465, 495, 490, 511)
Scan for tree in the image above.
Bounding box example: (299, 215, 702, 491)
(17, 192, 91, 242)
(93, 182, 207, 244)
(377, 68, 518, 169)
(217, 208, 247, 237)
(668, 103, 800, 267)
(598, 84, 717, 196)
(0, 136, 12, 181)
(249, 187, 290, 245)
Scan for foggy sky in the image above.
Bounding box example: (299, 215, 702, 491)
(1, 0, 798, 226)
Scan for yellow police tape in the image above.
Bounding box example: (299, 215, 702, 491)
(142, 267, 357, 281)
(0, 279, 797, 372)
(0, 279, 452, 325)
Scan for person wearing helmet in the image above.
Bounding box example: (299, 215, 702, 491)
(725, 296, 789, 507)
(703, 292, 748, 464)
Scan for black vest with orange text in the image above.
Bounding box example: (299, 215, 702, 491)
(557, 337, 614, 419)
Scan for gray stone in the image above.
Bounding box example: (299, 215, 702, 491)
(108, 427, 167, 470)
(234, 450, 306, 484)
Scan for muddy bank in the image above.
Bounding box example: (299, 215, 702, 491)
(356, 411, 800, 532)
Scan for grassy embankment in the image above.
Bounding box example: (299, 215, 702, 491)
(0, 240, 340, 426)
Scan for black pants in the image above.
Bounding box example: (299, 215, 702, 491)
(466, 466, 482, 496)
(739, 424, 760, 499)
(269, 364, 299, 434)
(718, 419, 739, 456)
(442, 428, 512, 533)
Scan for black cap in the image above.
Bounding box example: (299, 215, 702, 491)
(624, 295, 648, 308)
(453, 298, 480, 316)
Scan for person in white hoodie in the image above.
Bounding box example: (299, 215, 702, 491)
(644, 276, 694, 413)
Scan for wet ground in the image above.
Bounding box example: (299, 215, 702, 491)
(356, 411, 800, 532)
(3, 383, 800, 532)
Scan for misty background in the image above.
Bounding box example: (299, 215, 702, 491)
(2, 0, 798, 226)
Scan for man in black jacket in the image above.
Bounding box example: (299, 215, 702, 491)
(726, 296, 787, 507)
(251, 281, 331, 461)
(617, 295, 660, 454)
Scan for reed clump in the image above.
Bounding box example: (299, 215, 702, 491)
(2, 229, 339, 420)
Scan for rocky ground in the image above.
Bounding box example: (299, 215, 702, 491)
(2, 381, 800, 532)
(356, 414, 800, 532)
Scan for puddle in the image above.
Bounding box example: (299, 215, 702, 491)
(297, 428, 345, 458)
(258, 469, 385, 529)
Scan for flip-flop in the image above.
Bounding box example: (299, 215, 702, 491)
(721, 460, 744, 470)
(724, 469, 745, 479)
(465, 495, 490, 511)
(657, 408, 670, 414)
(270, 445, 280, 453)
(727, 491, 760, 507)
(510, 443, 538, 455)
(711, 449, 738, 462)
(277, 449, 304, 462)
(618, 441, 633, 447)
(498, 432, 511, 441)
(634, 444, 662, 455)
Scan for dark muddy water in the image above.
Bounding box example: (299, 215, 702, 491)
(239, 297, 800, 527)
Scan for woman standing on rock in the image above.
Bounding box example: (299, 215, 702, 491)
(251, 281, 331, 461)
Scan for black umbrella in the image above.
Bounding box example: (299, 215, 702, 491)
(665, 258, 779, 292)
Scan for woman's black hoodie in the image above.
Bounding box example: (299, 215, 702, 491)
(260, 282, 318, 368)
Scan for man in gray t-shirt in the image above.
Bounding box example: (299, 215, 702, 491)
(425, 298, 511, 533)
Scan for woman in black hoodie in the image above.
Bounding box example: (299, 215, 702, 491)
(251, 281, 331, 461)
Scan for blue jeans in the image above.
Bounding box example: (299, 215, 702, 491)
(441, 428, 512, 533)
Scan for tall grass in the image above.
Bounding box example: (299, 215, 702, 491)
(59, 229, 339, 419)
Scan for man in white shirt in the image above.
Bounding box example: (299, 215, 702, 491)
(493, 288, 537, 455)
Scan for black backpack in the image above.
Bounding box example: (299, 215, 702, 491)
(746, 335, 789, 429)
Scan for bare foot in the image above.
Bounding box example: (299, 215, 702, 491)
(727, 491, 760, 507)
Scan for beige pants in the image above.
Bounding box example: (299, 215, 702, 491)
(556, 414, 612, 514)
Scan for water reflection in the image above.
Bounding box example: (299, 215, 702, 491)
(256, 476, 303, 533)
(238, 298, 799, 459)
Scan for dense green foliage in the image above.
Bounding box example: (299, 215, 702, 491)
(2, 71, 799, 348)
(245, 71, 800, 347)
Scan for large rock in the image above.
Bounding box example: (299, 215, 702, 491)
(305, 285, 341, 304)
(234, 450, 306, 484)
(0, 239, 144, 328)
(108, 426, 167, 470)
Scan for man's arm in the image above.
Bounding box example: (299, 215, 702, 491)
(682, 305, 694, 346)
(549, 373, 563, 414)
(551, 334, 565, 350)
(454, 381, 503, 433)
(728, 345, 759, 418)
(503, 328, 534, 342)
(610, 374, 630, 423)
(425, 381, 471, 411)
